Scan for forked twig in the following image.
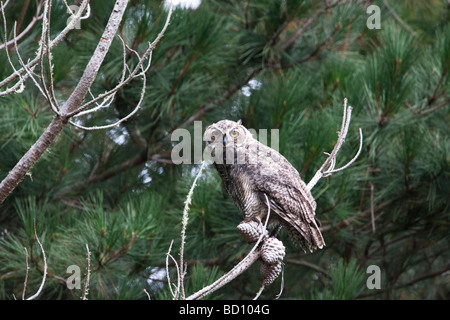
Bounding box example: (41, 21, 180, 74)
(307, 98, 363, 191)
(0, 0, 171, 205)
(166, 239, 181, 299)
(66, 3, 173, 130)
(0, 0, 90, 95)
(0, 0, 43, 51)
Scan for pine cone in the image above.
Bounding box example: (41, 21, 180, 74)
(260, 261, 282, 286)
(260, 237, 285, 264)
(237, 220, 268, 243)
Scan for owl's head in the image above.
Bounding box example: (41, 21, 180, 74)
(204, 119, 252, 149)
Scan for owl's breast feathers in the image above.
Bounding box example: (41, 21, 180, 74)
(215, 142, 325, 252)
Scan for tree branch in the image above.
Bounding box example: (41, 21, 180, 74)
(179, 161, 206, 299)
(0, 0, 91, 93)
(306, 98, 363, 191)
(185, 194, 272, 300)
(0, 0, 43, 51)
(0, 0, 172, 205)
(25, 220, 47, 300)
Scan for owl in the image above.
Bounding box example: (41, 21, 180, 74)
(204, 119, 325, 252)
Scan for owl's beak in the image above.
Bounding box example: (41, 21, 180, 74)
(223, 135, 228, 145)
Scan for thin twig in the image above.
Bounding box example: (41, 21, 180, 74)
(69, 63, 147, 130)
(307, 98, 363, 191)
(253, 285, 265, 300)
(143, 289, 151, 300)
(0, 0, 91, 91)
(66, 3, 173, 118)
(275, 264, 285, 299)
(21, 247, 29, 300)
(166, 239, 181, 299)
(38, 0, 60, 114)
(0, 2, 28, 96)
(26, 220, 47, 300)
(369, 183, 375, 233)
(0, 0, 43, 51)
(382, 0, 417, 37)
(326, 128, 363, 174)
(81, 243, 91, 300)
(179, 161, 206, 299)
(75, 34, 131, 118)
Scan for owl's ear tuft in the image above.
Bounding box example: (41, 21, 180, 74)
(236, 119, 242, 126)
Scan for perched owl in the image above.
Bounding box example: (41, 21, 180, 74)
(204, 119, 325, 252)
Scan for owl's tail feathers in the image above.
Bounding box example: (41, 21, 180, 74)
(310, 219, 325, 251)
(283, 220, 325, 253)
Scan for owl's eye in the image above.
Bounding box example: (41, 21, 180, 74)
(211, 129, 221, 141)
(230, 129, 239, 138)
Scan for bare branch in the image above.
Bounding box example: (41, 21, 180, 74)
(0, 2, 28, 96)
(166, 240, 181, 300)
(12, 22, 51, 103)
(0, 0, 91, 91)
(21, 247, 29, 300)
(25, 220, 47, 300)
(66, 3, 173, 120)
(253, 285, 265, 300)
(186, 194, 272, 300)
(81, 243, 91, 300)
(0, 0, 156, 204)
(307, 98, 363, 191)
(326, 128, 363, 174)
(74, 34, 130, 118)
(0, 0, 43, 51)
(68, 57, 147, 130)
(41, 0, 60, 113)
(37, 0, 60, 114)
(179, 161, 206, 299)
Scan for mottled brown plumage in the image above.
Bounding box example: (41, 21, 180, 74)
(204, 119, 325, 252)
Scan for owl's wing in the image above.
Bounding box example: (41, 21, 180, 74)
(254, 155, 324, 252)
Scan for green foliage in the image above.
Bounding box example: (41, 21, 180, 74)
(0, 0, 449, 300)
(310, 258, 366, 300)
